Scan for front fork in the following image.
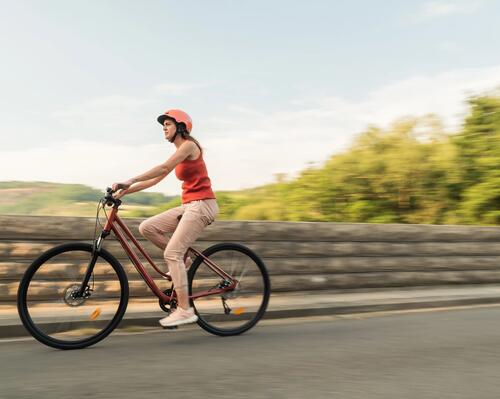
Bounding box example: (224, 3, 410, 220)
(78, 230, 110, 296)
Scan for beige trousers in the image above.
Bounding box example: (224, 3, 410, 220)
(138, 199, 219, 295)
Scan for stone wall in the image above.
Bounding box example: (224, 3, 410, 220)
(2, 215, 500, 301)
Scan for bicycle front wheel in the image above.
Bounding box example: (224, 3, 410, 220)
(188, 243, 271, 336)
(17, 243, 129, 350)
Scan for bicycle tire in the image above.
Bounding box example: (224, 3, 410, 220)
(17, 242, 129, 350)
(188, 242, 271, 336)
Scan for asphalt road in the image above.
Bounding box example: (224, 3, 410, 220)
(1, 306, 500, 399)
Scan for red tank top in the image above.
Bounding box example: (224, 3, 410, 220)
(175, 152, 216, 204)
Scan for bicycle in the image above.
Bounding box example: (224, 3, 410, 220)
(17, 188, 271, 350)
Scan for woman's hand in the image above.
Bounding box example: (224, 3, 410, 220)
(112, 189, 128, 200)
(111, 180, 134, 192)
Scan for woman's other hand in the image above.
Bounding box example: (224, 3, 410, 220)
(111, 180, 133, 191)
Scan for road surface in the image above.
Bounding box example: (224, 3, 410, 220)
(1, 306, 500, 398)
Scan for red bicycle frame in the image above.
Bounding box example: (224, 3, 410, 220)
(97, 205, 237, 304)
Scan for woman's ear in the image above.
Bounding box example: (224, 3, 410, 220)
(177, 122, 188, 134)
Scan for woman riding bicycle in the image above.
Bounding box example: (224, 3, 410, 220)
(112, 109, 219, 328)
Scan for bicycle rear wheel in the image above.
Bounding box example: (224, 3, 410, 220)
(188, 243, 270, 336)
(17, 242, 128, 350)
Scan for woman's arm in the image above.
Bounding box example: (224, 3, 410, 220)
(125, 175, 166, 194)
(114, 141, 196, 190)
(113, 175, 165, 199)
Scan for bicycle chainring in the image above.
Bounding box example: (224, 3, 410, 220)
(159, 289, 177, 313)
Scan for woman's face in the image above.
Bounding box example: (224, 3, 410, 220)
(163, 119, 177, 141)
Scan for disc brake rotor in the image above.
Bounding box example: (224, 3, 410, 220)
(63, 284, 89, 307)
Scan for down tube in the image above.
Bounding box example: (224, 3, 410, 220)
(110, 222, 169, 303)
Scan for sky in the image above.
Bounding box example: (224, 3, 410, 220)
(1, 0, 499, 195)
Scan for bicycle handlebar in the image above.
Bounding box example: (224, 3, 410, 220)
(103, 187, 122, 207)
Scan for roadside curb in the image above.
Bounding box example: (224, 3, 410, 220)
(4, 296, 500, 339)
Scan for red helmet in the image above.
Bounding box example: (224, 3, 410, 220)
(157, 109, 193, 133)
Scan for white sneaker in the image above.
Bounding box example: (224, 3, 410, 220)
(159, 307, 198, 328)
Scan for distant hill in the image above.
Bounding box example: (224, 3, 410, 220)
(0, 181, 177, 217)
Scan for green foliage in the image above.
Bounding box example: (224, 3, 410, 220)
(458, 171, 500, 224)
(210, 94, 500, 225)
(452, 96, 500, 186)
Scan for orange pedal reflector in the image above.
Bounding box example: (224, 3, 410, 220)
(233, 307, 245, 315)
(90, 308, 101, 320)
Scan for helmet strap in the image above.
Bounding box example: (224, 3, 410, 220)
(168, 132, 178, 143)
(168, 122, 187, 143)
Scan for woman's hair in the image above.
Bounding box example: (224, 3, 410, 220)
(176, 121, 203, 156)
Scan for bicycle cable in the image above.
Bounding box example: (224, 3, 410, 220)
(92, 198, 105, 252)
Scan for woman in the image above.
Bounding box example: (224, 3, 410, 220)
(112, 109, 219, 328)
